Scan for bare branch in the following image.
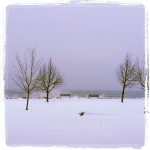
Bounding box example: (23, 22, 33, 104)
(37, 58, 64, 102)
(116, 54, 138, 102)
(12, 48, 40, 110)
(136, 59, 145, 90)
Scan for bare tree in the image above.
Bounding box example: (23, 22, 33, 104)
(37, 58, 64, 102)
(12, 48, 40, 110)
(136, 60, 146, 91)
(116, 54, 138, 102)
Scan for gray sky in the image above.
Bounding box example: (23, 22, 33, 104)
(6, 4, 145, 90)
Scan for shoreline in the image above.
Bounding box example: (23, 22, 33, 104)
(5, 97, 145, 101)
(5, 89, 145, 100)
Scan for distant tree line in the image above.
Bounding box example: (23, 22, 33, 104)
(116, 54, 146, 102)
(12, 48, 64, 110)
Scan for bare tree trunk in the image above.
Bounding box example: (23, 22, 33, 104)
(37, 58, 64, 101)
(121, 86, 125, 103)
(12, 49, 40, 110)
(26, 91, 30, 110)
(116, 54, 138, 103)
(46, 91, 49, 102)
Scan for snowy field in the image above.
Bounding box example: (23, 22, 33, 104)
(5, 98, 145, 148)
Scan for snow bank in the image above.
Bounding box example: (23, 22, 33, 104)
(5, 98, 145, 148)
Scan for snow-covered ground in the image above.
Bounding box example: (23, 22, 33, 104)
(5, 98, 145, 148)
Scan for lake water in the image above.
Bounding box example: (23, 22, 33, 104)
(5, 89, 145, 99)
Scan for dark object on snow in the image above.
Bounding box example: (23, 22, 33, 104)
(79, 112, 86, 116)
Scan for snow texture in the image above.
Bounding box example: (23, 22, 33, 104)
(5, 98, 145, 148)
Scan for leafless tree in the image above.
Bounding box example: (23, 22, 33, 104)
(37, 58, 64, 102)
(12, 48, 40, 110)
(116, 54, 138, 102)
(136, 60, 146, 91)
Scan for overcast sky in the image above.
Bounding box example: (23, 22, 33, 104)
(5, 4, 145, 90)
